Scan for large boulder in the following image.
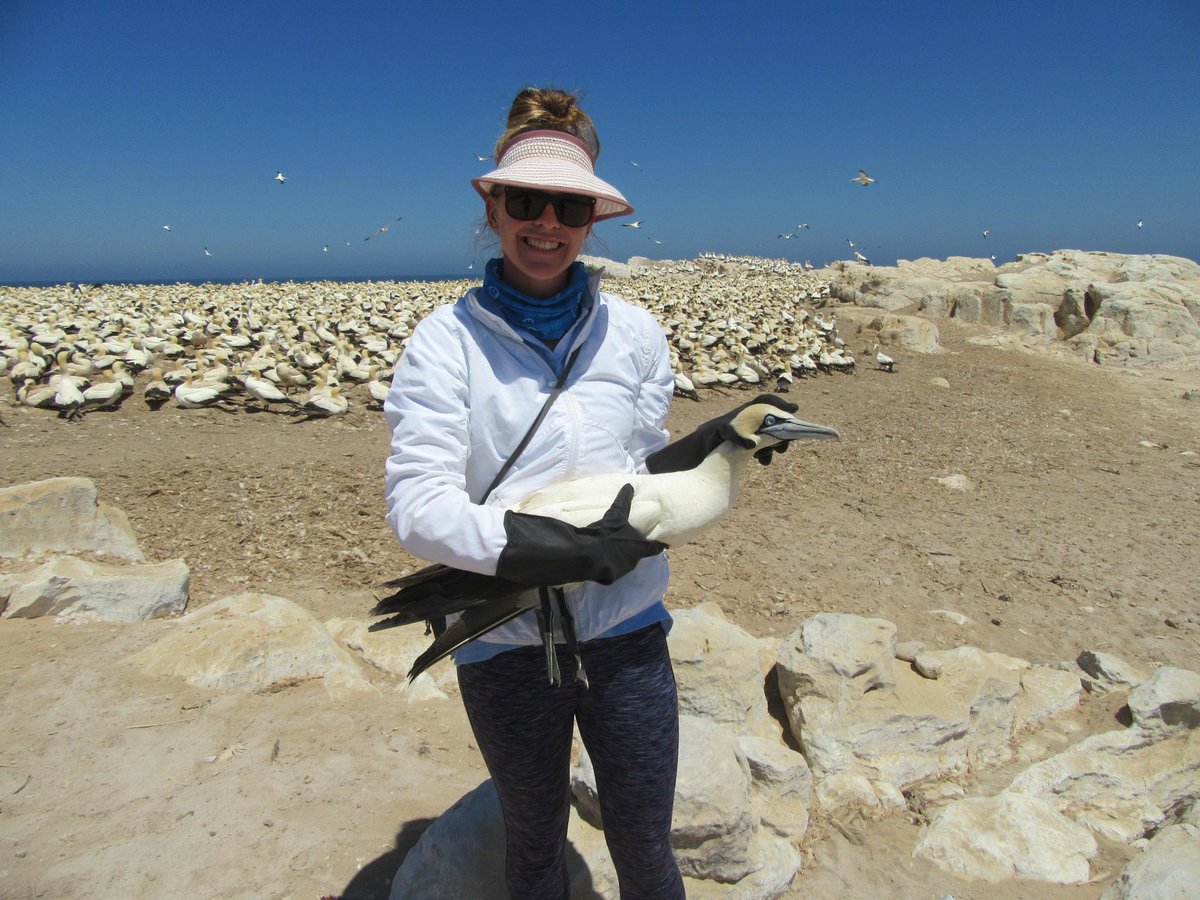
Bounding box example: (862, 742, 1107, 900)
(0, 477, 143, 561)
(128, 592, 371, 697)
(1, 555, 188, 622)
(1100, 805, 1200, 899)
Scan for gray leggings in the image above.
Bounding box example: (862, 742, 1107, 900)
(457, 623, 685, 900)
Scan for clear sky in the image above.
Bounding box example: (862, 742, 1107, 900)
(2, 0, 1197, 285)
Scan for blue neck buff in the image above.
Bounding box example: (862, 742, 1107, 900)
(482, 258, 588, 343)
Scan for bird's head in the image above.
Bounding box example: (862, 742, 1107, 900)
(730, 403, 841, 451)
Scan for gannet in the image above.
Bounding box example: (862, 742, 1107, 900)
(623, 221, 643, 229)
(873, 344, 895, 373)
(275, 171, 287, 184)
(851, 169, 875, 186)
(370, 402, 840, 679)
(853, 250, 871, 265)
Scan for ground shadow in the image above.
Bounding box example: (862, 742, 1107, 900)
(335, 816, 436, 900)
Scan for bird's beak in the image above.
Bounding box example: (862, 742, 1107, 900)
(759, 418, 840, 443)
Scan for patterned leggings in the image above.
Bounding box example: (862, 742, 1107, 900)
(457, 623, 685, 900)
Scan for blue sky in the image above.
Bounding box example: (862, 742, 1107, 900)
(2, 0, 1197, 285)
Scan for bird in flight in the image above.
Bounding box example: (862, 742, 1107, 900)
(474, 154, 492, 162)
(630, 160, 643, 172)
(850, 169, 875, 186)
(982, 229, 990, 238)
(275, 171, 287, 184)
(323, 244, 329, 252)
(203, 247, 212, 257)
(623, 220, 643, 229)
(365, 217, 403, 241)
(1136, 220, 1144, 229)
(777, 233, 795, 240)
(162, 225, 171, 232)
(846, 238, 856, 247)
(797, 223, 810, 230)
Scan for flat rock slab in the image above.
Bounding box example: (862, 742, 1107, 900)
(1, 555, 188, 622)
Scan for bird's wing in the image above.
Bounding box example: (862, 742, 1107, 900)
(404, 595, 538, 680)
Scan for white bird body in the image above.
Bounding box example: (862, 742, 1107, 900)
(851, 169, 875, 186)
(512, 444, 751, 547)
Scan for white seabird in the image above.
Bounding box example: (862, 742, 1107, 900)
(851, 169, 875, 186)
(275, 170, 287, 184)
(370, 402, 840, 680)
(622, 220, 643, 229)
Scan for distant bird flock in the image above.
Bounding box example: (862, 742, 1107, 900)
(0, 257, 897, 424)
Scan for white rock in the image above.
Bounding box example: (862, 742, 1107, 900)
(129, 592, 371, 697)
(914, 793, 1098, 884)
(935, 474, 972, 491)
(1076, 650, 1151, 692)
(1007, 725, 1200, 843)
(669, 603, 777, 738)
(1100, 821, 1200, 899)
(1127, 667, 1200, 735)
(0, 477, 143, 560)
(738, 735, 812, 840)
(1, 555, 188, 622)
(324, 617, 450, 700)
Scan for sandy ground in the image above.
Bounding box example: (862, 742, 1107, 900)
(2, 317, 1199, 899)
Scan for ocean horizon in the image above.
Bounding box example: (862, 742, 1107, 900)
(1, 273, 480, 289)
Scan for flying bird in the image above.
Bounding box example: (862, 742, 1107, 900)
(275, 171, 287, 184)
(162, 225, 171, 232)
(846, 238, 856, 247)
(623, 220, 643, 229)
(630, 161, 643, 172)
(365, 217, 403, 241)
(777, 233, 795, 240)
(982, 229, 989, 238)
(1136, 220, 1143, 229)
(323, 244, 329, 252)
(369, 402, 840, 681)
(474, 154, 492, 162)
(203, 247, 212, 257)
(850, 169, 875, 186)
(797, 223, 810, 230)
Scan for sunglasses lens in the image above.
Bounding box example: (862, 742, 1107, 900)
(504, 189, 594, 227)
(554, 197, 595, 227)
(505, 189, 548, 221)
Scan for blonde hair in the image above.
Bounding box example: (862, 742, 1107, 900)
(493, 87, 600, 162)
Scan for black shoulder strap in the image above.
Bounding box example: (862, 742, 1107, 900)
(480, 345, 582, 504)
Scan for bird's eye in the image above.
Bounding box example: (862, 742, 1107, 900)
(763, 415, 778, 426)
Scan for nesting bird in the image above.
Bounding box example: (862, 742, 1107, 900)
(370, 401, 840, 680)
(873, 344, 895, 373)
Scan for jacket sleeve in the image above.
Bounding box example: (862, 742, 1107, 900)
(383, 310, 509, 575)
(628, 311, 674, 472)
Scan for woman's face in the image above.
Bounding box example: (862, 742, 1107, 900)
(486, 188, 593, 298)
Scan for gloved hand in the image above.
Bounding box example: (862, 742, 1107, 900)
(646, 394, 799, 474)
(495, 484, 667, 588)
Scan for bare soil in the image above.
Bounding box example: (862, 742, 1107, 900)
(2, 318, 1198, 899)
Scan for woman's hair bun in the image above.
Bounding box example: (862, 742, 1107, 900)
(495, 86, 600, 161)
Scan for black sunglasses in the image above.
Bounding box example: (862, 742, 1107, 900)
(503, 187, 596, 228)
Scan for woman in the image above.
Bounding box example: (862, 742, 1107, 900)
(384, 86, 686, 898)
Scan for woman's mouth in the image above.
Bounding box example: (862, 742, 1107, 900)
(522, 236, 563, 251)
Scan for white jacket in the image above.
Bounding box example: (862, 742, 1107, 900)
(383, 268, 674, 648)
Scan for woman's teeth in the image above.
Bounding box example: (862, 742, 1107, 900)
(524, 237, 562, 251)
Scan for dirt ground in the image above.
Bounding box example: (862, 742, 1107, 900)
(2, 317, 1198, 899)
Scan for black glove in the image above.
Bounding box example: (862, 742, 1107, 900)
(495, 484, 667, 588)
(646, 394, 799, 474)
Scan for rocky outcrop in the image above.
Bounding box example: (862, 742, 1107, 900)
(826, 250, 1200, 368)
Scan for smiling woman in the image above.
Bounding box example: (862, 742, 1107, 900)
(381, 86, 689, 898)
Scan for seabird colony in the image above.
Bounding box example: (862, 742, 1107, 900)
(0, 256, 868, 422)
